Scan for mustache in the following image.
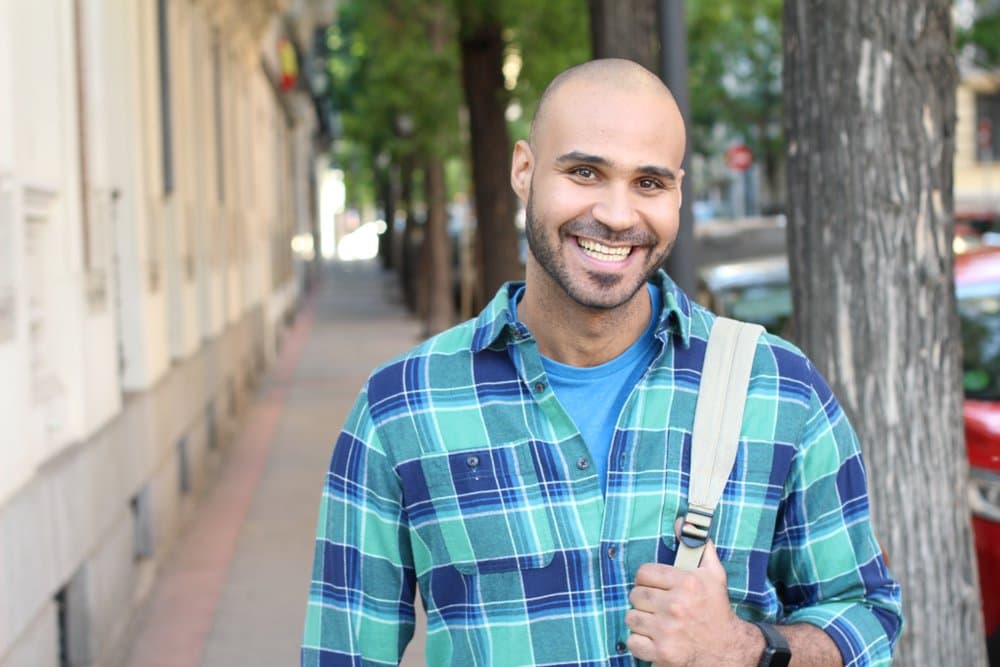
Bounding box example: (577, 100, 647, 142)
(560, 218, 657, 246)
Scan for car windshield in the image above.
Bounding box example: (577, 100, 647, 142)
(718, 283, 792, 336)
(958, 282, 1000, 400)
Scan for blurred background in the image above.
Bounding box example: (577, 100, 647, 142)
(1, 0, 1000, 666)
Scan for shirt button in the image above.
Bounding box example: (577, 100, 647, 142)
(533, 381, 546, 393)
(466, 455, 480, 468)
(577, 457, 589, 470)
(616, 640, 627, 654)
(607, 545, 617, 559)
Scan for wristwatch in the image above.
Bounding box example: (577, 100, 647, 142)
(751, 621, 791, 667)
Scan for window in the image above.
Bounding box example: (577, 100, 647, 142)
(977, 91, 1000, 162)
(959, 282, 1000, 400)
(213, 29, 225, 205)
(177, 436, 190, 495)
(54, 567, 93, 666)
(206, 401, 218, 450)
(72, 0, 108, 312)
(157, 0, 174, 194)
(130, 486, 155, 560)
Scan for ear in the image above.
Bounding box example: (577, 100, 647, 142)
(510, 140, 534, 203)
(676, 168, 685, 209)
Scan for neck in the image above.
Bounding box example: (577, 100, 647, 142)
(519, 267, 652, 367)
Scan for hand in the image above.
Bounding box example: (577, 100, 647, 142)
(625, 538, 760, 666)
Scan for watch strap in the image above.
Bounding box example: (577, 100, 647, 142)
(751, 621, 791, 667)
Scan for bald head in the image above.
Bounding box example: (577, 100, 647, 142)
(529, 58, 685, 158)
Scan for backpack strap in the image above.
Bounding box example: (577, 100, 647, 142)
(674, 317, 764, 570)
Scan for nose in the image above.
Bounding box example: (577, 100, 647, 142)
(591, 183, 640, 231)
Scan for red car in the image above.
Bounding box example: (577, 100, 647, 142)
(957, 247, 1000, 661)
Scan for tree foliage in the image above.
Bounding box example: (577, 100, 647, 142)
(958, 0, 1000, 68)
(687, 0, 783, 197)
(505, 1, 591, 132)
(326, 1, 462, 167)
(323, 0, 589, 193)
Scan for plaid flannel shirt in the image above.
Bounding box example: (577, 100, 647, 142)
(302, 271, 903, 666)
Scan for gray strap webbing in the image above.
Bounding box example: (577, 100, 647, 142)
(674, 317, 764, 570)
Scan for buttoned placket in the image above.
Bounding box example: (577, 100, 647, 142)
(507, 331, 614, 650)
(508, 330, 602, 494)
(598, 332, 671, 661)
(508, 326, 672, 661)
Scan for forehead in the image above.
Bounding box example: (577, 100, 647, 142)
(534, 81, 685, 170)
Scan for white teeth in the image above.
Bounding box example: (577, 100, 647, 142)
(578, 238, 631, 261)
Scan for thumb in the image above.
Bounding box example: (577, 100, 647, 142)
(699, 538, 727, 582)
(673, 516, 726, 577)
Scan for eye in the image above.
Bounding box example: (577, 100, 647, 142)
(637, 177, 664, 190)
(569, 166, 597, 180)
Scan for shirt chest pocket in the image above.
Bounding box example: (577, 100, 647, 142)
(417, 442, 556, 575)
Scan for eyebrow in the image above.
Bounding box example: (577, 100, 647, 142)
(555, 150, 677, 181)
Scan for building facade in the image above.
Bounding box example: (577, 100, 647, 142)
(0, 0, 331, 664)
(956, 67, 1000, 215)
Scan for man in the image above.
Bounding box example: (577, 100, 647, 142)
(302, 59, 902, 666)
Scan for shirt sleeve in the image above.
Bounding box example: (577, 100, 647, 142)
(770, 361, 904, 666)
(301, 387, 417, 666)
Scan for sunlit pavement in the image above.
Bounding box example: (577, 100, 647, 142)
(116, 259, 428, 667)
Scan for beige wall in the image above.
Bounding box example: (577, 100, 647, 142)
(956, 71, 1000, 212)
(0, 0, 322, 664)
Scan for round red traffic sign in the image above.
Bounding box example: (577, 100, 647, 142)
(725, 144, 753, 172)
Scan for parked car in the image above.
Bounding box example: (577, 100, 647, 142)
(698, 249, 1000, 661)
(956, 247, 1000, 662)
(697, 255, 792, 338)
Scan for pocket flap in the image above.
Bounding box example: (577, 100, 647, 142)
(418, 443, 555, 575)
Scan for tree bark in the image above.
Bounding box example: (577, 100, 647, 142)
(458, 10, 521, 307)
(399, 156, 419, 313)
(588, 0, 660, 73)
(784, 2, 985, 664)
(376, 163, 396, 271)
(423, 156, 454, 335)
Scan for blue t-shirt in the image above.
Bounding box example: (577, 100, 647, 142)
(511, 285, 662, 493)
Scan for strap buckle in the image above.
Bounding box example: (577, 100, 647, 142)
(679, 504, 714, 548)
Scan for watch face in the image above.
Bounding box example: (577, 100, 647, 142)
(755, 623, 791, 667)
(767, 646, 791, 667)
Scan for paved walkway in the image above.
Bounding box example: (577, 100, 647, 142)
(118, 259, 428, 667)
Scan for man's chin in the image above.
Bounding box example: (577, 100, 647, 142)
(565, 274, 647, 311)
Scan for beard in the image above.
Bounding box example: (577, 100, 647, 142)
(524, 190, 673, 311)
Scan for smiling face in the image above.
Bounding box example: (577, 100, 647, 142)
(512, 69, 686, 312)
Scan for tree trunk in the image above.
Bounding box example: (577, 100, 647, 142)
(588, 0, 660, 73)
(377, 163, 396, 271)
(458, 10, 521, 307)
(399, 156, 419, 313)
(784, 2, 985, 665)
(423, 157, 454, 335)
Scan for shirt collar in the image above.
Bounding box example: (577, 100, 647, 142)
(470, 269, 693, 353)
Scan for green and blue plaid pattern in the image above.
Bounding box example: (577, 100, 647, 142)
(302, 271, 902, 666)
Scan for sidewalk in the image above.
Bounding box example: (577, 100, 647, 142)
(118, 259, 428, 667)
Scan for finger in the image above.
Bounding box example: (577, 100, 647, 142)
(624, 608, 655, 636)
(634, 561, 680, 589)
(628, 585, 665, 613)
(625, 631, 656, 662)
